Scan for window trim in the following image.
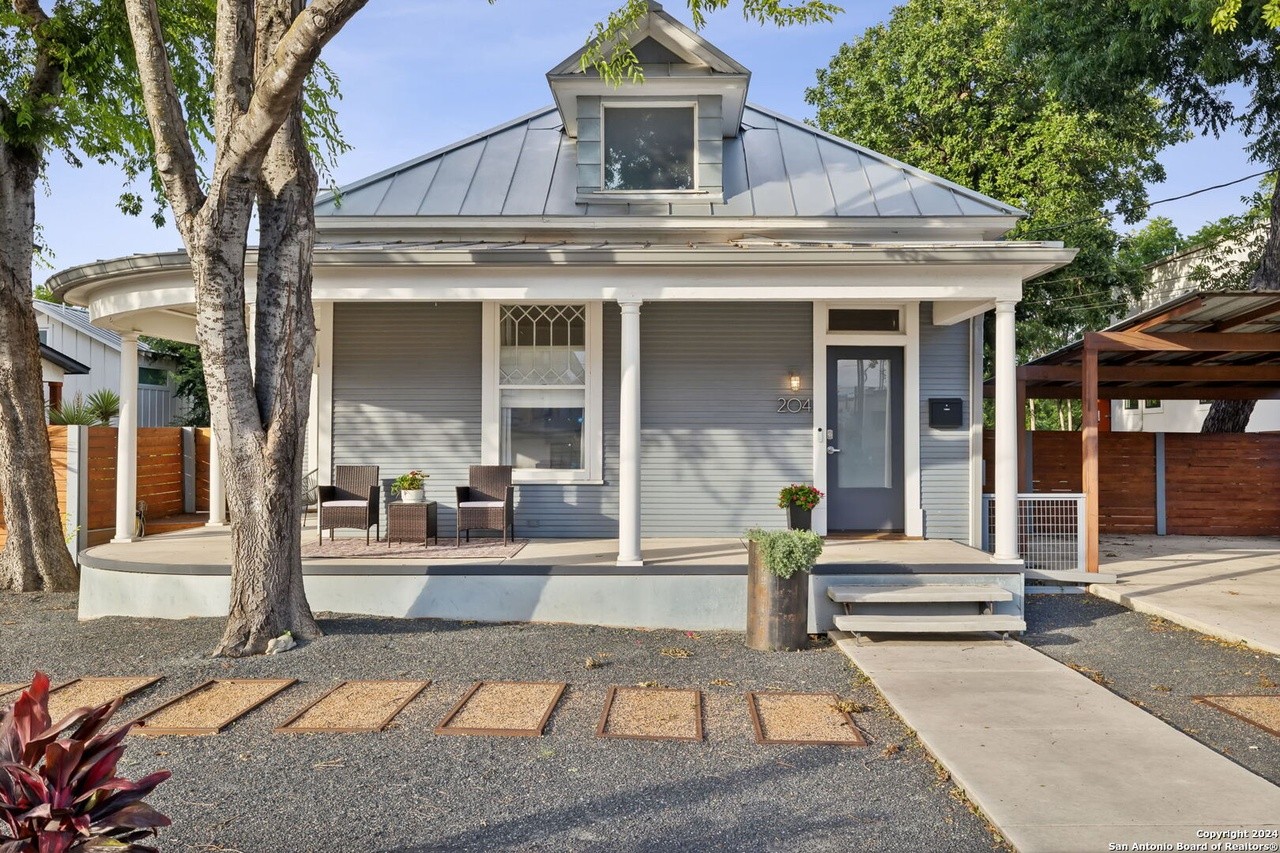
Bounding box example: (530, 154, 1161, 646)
(599, 99, 699, 194)
(481, 301, 604, 484)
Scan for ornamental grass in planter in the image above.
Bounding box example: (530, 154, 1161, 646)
(744, 528, 824, 651)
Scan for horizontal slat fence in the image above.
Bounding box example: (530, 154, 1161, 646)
(0, 426, 69, 550)
(1165, 434, 1280, 536)
(195, 428, 211, 513)
(985, 430, 1279, 537)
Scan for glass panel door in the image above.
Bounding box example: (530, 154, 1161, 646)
(826, 346, 905, 532)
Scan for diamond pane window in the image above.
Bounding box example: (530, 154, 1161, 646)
(603, 107, 695, 191)
(499, 305, 587, 470)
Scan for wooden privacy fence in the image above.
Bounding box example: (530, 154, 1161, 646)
(0, 425, 212, 554)
(984, 431, 1280, 536)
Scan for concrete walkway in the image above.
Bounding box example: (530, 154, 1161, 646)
(832, 632, 1280, 853)
(1094, 534, 1280, 654)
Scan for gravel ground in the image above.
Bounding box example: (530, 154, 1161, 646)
(0, 592, 1002, 853)
(1024, 593, 1280, 785)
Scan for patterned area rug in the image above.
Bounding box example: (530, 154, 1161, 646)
(302, 538, 527, 560)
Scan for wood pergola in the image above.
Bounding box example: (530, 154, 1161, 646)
(999, 291, 1280, 571)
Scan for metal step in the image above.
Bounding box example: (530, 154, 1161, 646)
(827, 583, 1012, 604)
(833, 613, 1026, 634)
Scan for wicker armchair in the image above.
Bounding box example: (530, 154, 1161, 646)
(456, 465, 514, 546)
(317, 465, 380, 545)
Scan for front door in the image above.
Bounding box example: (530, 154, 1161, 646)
(826, 347, 905, 532)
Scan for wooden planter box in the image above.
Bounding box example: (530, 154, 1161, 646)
(746, 540, 809, 651)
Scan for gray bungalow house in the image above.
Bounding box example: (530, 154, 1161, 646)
(51, 2, 1072, 570)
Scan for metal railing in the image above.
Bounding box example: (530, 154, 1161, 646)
(982, 493, 1086, 573)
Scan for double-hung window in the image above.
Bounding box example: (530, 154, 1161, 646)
(482, 302, 603, 483)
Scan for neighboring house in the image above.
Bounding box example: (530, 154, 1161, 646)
(1112, 225, 1278, 433)
(40, 343, 91, 410)
(34, 300, 185, 426)
(48, 3, 1073, 563)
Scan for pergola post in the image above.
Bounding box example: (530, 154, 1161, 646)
(1081, 340, 1100, 572)
(617, 299, 643, 567)
(111, 333, 139, 544)
(992, 300, 1021, 564)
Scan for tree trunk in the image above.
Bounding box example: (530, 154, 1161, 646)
(0, 140, 79, 592)
(1203, 175, 1280, 433)
(213, 109, 319, 656)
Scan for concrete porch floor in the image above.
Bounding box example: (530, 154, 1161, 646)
(1093, 534, 1280, 655)
(78, 525, 999, 574)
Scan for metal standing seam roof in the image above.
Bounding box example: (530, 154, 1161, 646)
(314, 104, 1024, 220)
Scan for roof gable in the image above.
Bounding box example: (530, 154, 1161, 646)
(315, 104, 1024, 222)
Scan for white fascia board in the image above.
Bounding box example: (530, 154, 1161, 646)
(314, 214, 1023, 242)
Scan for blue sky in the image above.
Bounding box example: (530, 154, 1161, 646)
(37, 0, 1264, 282)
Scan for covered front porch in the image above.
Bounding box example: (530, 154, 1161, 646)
(75, 526, 1015, 632)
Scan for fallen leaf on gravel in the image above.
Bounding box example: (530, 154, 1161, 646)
(636, 680, 664, 688)
(1152, 685, 1172, 693)
(313, 758, 344, 769)
(881, 743, 902, 757)
(1259, 675, 1278, 689)
(831, 699, 867, 714)
(710, 678, 734, 687)
(685, 631, 700, 639)
(660, 647, 693, 659)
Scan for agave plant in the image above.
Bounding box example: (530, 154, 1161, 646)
(0, 673, 171, 852)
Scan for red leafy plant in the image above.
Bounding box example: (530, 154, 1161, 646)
(0, 673, 171, 852)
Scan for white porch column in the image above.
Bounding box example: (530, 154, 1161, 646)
(617, 299, 643, 566)
(992, 300, 1021, 564)
(111, 333, 139, 543)
(206, 431, 227, 526)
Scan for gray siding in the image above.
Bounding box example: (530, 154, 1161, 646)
(641, 302, 811, 535)
(918, 302, 973, 540)
(332, 302, 621, 538)
(331, 300, 812, 539)
(332, 303, 484, 538)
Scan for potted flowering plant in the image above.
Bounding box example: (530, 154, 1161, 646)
(778, 483, 823, 531)
(391, 469, 427, 503)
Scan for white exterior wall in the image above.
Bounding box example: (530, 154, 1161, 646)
(1112, 399, 1280, 434)
(35, 303, 182, 426)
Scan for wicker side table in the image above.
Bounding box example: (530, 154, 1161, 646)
(387, 500, 438, 547)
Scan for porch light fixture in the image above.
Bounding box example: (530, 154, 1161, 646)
(788, 372, 802, 393)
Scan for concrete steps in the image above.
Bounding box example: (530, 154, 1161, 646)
(828, 583, 1012, 604)
(833, 613, 1027, 634)
(824, 574, 1025, 635)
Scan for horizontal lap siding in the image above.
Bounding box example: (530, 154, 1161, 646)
(919, 304, 971, 540)
(333, 303, 485, 538)
(331, 303, 621, 538)
(1165, 434, 1280, 536)
(640, 302, 811, 536)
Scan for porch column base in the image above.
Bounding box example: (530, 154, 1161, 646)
(616, 558, 645, 568)
(109, 537, 134, 545)
(991, 556, 1024, 566)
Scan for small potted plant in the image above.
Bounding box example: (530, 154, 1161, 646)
(778, 483, 824, 531)
(743, 528, 824, 651)
(391, 469, 427, 503)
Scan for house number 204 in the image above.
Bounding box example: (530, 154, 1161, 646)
(777, 397, 812, 413)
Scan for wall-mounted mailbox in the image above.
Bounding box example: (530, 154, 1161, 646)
(929, 398, 963, 429)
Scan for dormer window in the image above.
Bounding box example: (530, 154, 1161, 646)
(603, 105, 695, 191)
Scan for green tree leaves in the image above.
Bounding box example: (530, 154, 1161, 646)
(806, 0, 1184, 358)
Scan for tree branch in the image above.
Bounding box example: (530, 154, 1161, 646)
(123, 0, 207, 230)
(213, 0, 255, 155)
(220, 0, 367, 175)
(12, 0, 60, 103)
